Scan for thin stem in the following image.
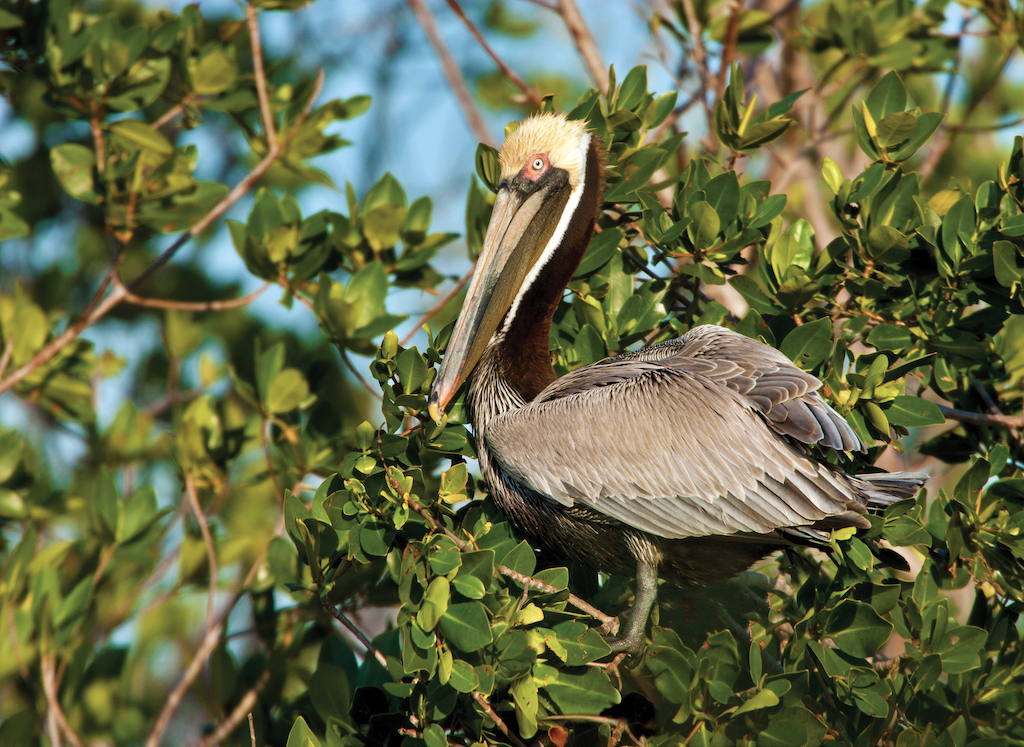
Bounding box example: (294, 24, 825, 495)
(0, 275, 127, 396)
(151, 95, 195, 130)
(408, 0, 495, 147)
(186, 475, 219, 633)
(938, 406, 1024, 430)
(715, 1, 742, 100)
(340, 350, 383, 399)
(41, 653, 85, 747)
(400, 268, 473, 347)
(195, 667, 272, 747)
(120, 281, 270, 311)
(557, 0, 608, 93)
(246, 3, 278, 150)
(444, 0, 543, 108)
(129, 68, 324, 291)
(323, 602, 390, 670)
(0, 340, 13, 380)
(472, 691, 528, 747)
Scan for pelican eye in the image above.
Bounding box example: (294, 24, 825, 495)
(532, 157, 544, 171)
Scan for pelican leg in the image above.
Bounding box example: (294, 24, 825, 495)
(605, 559, 658, 653)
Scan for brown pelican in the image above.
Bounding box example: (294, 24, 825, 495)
(427, 113, 925, 652)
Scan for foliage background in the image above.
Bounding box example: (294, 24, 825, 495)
(1, 0, 1023, 746)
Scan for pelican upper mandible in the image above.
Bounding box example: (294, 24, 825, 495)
(428, 112, 926, 653)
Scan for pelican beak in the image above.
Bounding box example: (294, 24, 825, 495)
(428, 176, 571, 422)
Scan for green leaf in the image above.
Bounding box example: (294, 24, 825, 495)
(534, 664, 621, 713)
(825, 600, 893, 657)
(475, 143, 501, 192)
(867, 324, 912, 352)
(439, 601, 493, 652)
(189, 48, 238, 96)
(109, 120, 173, 156)
(732, 687, 780, 716)
(286, 717, 322, 747)
(865, 71, 907, 121)
(265, 368, 310, 413)
(615, 66, 647, 111)
(875, 112, 917, 148)
(885, 396, 945, 427)
(993, 240, 1023, 288)
(687, 201, 720, 250)
(50, 144, 98, 203)
(780, 318, 832, 370)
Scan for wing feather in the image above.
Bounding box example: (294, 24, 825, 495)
(485, 335, 862, 540)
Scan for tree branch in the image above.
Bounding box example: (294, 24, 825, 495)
(186, 475, 219, 634)
(120, 281, 271, 311)
(473, 691, 528, 747)
(41, 653, 85, 747)
(195, 667, 272, 747)
(246, 2, 278, 151)
(322, 601, 390, 670)
(400, 268, 473, 347)
(938, 406, 1024, 430)
(444, 0, 543, 108)
(556, 0, 608, 93)
(407, 0, 496, 147)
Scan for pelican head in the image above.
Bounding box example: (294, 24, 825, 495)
(428, 113, 597, 422)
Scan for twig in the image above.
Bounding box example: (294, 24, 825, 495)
(195, 667, 272, 747)
(120, 281, 271, 311)
(323, 602, 391, 670)
(41, 653, 85, 747)
(473, 691, 528, 747)
(340, 350, 383, 399)
(542, 715, 643, 747)
(0, 272, 127, 396)
(145, 526, 277, 747)
(400, 268, 473, 347)
(146, 620, 226, 747)
(246, 3, 277, 150)
(0, 59, 323, 398)
(407, 0, 495, 147)
(0, 340, 13, 380)
(938, 406, 1024, 430)
(151, 95, 195, 131)
(129, 68, 324, 291)
(402, 489, 618, 629)
(678, 0, 713, 131)
(557, 0, 608, 93)
(444, 0, 543, 108)
(715, 1, 742, 100)
(186, 475, 219, 633)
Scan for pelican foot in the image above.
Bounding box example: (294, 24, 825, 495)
(603, 558, 659, 655)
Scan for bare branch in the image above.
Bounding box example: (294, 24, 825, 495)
(41, 653, 85, 747)
(121, 281, 270, 311)
(678, 0, 714, 135)
(195, 667, 272, 747)
(340, 350, 384, 400)
(407, 0, 496, 147)
(715, 1, 743, 99)
(186, 475, 219, 633)
(556, 0, 608, 93)
(0, 273, 127, 397)
(473, 691, 528, 747)
(151, 94, 196, 131)
(0, 340, 13, 381)
(444, 0, 543, 108)
(323, 601, 391, 671)
(146, 620, 225, 747)
(400, 268, 473, 347)
(246, 3, 278, 150)
(938, 406, 1024, 430)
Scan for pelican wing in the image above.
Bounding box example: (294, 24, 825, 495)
(484, 326, 865, 540)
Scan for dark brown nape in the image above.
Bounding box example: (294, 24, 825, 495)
(497, 136, 607, 402)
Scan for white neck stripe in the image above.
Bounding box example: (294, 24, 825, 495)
(500, 133, 591, 337)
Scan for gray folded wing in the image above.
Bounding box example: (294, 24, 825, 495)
(485, 325, 866, 541)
